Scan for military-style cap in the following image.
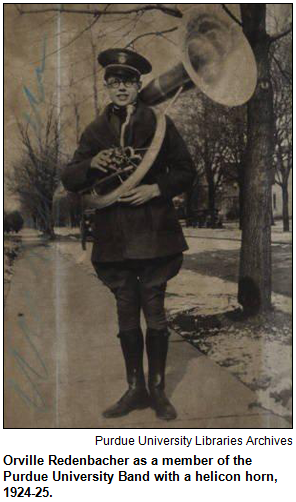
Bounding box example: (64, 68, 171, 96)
(98, 48, 152, 78)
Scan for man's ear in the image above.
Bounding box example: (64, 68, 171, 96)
(137, 81, 142, 90)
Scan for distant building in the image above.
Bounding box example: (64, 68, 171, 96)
(174, 170, 292, 223)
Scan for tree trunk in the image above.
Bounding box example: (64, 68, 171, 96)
(238, 176, 244, 230)
(282, 182, 289, 231)
(42, 203, 56, 239)
(238, 5, 274, 314)
(207, 173, 216, 212)
(90, 27, 99, 117)
(185, 188, 193, 219)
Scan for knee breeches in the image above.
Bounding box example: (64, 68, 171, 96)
(93, 254, 183, 331)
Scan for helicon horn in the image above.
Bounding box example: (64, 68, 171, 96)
(82, 5, 257, 210)
(140, 5, 257, 107)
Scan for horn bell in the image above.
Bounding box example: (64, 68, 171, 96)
(140, 5, 257, 107)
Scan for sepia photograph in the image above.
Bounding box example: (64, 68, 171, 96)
(4, 3, 292, 428)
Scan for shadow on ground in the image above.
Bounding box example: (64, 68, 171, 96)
(183, 244, 292, 298)
(169, 308, 292, 423)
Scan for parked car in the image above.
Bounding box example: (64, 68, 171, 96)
(4, 211, 24, 234)
(186, 209, 223, 229)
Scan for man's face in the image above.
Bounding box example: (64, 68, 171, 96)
(105, 73, 141, 107)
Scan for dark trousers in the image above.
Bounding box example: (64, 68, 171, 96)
(93, 254, 183, 332)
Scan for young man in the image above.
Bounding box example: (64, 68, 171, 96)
(62, 48, 195, 421)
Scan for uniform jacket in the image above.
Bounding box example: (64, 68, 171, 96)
(61, 102, 195, 262)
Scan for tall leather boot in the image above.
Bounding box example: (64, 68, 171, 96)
(103, 328, 150, 418)
(146, 328, 177, 421)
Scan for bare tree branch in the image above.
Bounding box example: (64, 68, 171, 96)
(14, 4, 23, 14)
(270, 24, 292, 43)
(16, 4, 183, 18)
(126, 26, 178, 48)
(221, 4, 242, 26)
(271, 54, 292, 84)
(7, 107, 64, 236)
(29, 15, 100, 66)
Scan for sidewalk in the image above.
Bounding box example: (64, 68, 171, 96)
(4, 233, 290, 428)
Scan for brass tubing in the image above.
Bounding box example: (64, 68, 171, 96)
(139, 63, 193, 106)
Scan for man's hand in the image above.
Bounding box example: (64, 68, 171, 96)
(119, 184, 161, 206)
(90, 149, 118, 174)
